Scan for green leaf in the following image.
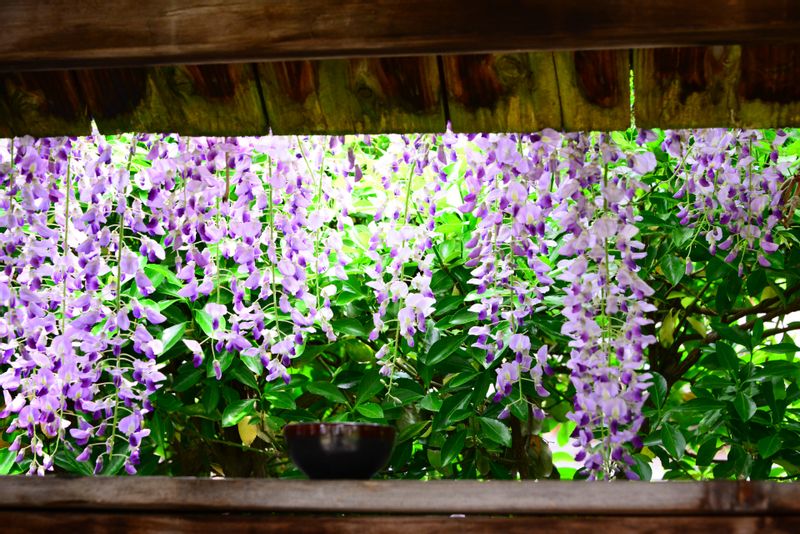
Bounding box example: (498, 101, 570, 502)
(229, 363, 258, 390)
(734, 392, 757, 421)
(762, 342, 800, 355)
(265, 392, 296, 410)
(355, 402, 384, 419)
(221, 399, 257, 427)
(441, 429, 467, 466)
(758, 434, 782, 458)
(648, 372, 668, 408)
(203, 382, 220, 415)
(356, 372, 384, 404)
(173, 369, 204, 392)
(425, 334, 467, 367)
(433, 391, 471, 429)
(160, 322, 187, 354)
(696, 438, 718, 467)
(478, 417, 512, 448)
(716, 342, 739, 372)
(0, 449, 16, 475)
(660, 424, 686, 460)
(194, 310, 214, 338)
(660, 255, 684, 286)
(145, 264, 182, 286)
(54, 449, 93, 476)
(241, 354, 264, 375)
(331, 318, 371, 338)
(307, 382, 348, 404)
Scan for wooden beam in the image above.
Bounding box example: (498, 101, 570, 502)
(1, 1, 799, 71)
(0, 72, 90, 137)
(441, 53, 562, 133)
(634, 45, 800, 128)
(634, 47, 740, 128)
(75, 65, 267, 136)
(258, 57, 444, 134)
(555, 50, 631, 131)
(3, 512, 800, 534)
(1, 478, 799, 515)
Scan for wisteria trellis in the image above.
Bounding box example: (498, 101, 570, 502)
(0, 127, 793, 478)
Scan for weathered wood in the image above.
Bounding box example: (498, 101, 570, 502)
(441, 53, 562, 133)
(3, 512, 799, 534)
(258, 57, 444, 134)
(554, 50, 631, 131)
(2, 1, 800, 71)
(635, 45, 800, 129)
(0, 91, 12, 138)
(634, 47, 740, 128)
(76, 65, 267, 135)
(1, 478, 799, 515)
(0, 72, 90, 137)
(738, 44, 800, 127)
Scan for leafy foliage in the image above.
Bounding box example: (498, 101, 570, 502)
(0, 128, 799, 480)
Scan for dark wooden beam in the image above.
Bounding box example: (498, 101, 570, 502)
(4, 511, 800, 534)
(1, 478, 799, 515)
(1, 1, 799, 71)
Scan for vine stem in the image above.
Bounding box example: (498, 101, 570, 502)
(107, 137, 137, 465)
(61, 154, 71, 335)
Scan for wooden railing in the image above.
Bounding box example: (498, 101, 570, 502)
(1, 478, 799, 533)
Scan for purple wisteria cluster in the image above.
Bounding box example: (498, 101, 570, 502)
(456, 131, 562, 418)
(2, 126, 792, 479)
(554, 132, 657, 479)
(364, 135, 439, 378)
(0, 132, 355, 474)
(672, 129, 792, 274)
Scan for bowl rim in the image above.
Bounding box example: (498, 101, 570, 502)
(284, 421, 393, 429)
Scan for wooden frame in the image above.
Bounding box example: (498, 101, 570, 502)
(2, 478, 799, 532)
(1, 1, 799, 71)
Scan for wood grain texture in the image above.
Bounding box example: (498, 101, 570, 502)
(738, 44, 800, 127)
(554, 50, 631, 131)
(1, 1, 800, 71)
(441, 53, 562, 133)
(1, 478, 799, 515)
(258, 57, 444, 134)
(635, 45, 800, 129)
(0, 71, 89, 137)
(3, 512, 800, 534)
(76, 64, 267, 135)
(634, 47, 740, 128)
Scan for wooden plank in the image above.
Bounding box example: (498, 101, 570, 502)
(0, 90, 12, 138)
(441, 53, 562, 133)
(554, 50, 631, 131)
(1, 1, 800, 71)
(2, 478, 800, 515)
(258, 57, 443, 134)
(634, 47, 740, 128)
(0, 71, 90, 137)
(4, 512, 800, 534)
(76, 65, 267, 135)
(738, 44, 800, 127)
(634, 45, 800, 128)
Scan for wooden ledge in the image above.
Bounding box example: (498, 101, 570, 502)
(0, 478, 799, 516)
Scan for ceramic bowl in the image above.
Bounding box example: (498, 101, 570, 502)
(283, 422, 396, 479)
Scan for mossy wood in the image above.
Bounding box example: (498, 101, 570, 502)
(0, 71, 90, 137)
(1, 47, 799, 136)
(258, 57, 444, 134)
(75, 65, 266, 136)
(635, 45, 800, 129)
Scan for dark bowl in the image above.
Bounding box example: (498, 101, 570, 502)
(284, 422, 396, 479)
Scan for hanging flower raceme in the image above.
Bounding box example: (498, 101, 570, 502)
(555, 132, 657, 480)
(673, 129, 790, 275)
(458, 132, 561, 419)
